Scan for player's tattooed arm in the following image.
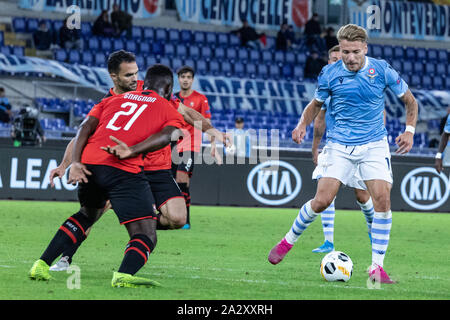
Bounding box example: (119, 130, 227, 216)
(395, 89, 418, 154)
(292, 98, 323, 144)
(68, 116, 98, 184)
(312, 109, 326, 165)
(102, 126, 181, 160)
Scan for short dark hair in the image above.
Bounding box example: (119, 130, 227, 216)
(107, 50, 136, 74)
(176, 65, 195, 77)
(144, 64, 174, 91)
(0, 87, 4, 92)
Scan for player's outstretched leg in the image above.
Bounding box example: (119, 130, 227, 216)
(268, 200, 319, 264)
(111, 219, 161, 288)
(312, 200, 335, 253)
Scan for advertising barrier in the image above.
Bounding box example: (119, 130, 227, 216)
(1, 146, 448, 212)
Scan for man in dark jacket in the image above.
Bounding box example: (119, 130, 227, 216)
(59, 17, 83, 50)
(111, 4, 133, 38)
(231, 20, 266, 48)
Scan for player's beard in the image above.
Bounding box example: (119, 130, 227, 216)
(118, 80, 137, 93)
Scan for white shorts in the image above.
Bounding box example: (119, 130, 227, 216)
(313, 137, 393, 186)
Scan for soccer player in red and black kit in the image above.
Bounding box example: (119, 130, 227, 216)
(172, 65, 214, 229)
(29, 64, 186, 287)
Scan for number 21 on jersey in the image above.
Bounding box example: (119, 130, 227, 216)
(106, 102, 148, 131)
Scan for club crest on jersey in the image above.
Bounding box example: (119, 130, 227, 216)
(367, 68, 377, 83)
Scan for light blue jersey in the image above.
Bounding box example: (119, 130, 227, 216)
(314, 56, 408, 145)
(321, 97, 335, 141)
(445, 115, 450, 134)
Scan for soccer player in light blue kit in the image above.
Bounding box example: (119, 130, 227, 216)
(311, 45, 375, 253)
(268, 24, 418, 284)
(435, 114, 450, 173)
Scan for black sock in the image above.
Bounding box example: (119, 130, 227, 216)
(178, 182, 190, 225)
(40, 211, 93, 266)
(118, 234, 155, 275)
(61, 241, 83, 264)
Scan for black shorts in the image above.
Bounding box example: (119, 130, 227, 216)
(145, 169, 183, 210)
(171, 151, 198, 178)
(78, 164, 156, 225)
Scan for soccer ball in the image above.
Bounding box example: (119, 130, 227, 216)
(320, 251, 353, 282)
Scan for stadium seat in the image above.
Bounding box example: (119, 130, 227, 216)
(422, 75, 432, 89)
(285, 52, 295, 64)
(403, 61, 412, 74)
(293, 65, 304, 80)
(172, 58, 183, 72)
(445, 76, 450, 90)
(393, 46, 404, 59)
(226, 47, 237, 60)
(391, 59, 402, 73)
(139, 42, 151, 54)
(437, 50, 448, 62)
(413, 61, 423, 73)
(201, 46, 213, 60)
(143, 27, 154, 39)
(136, 56, 145, 69)
(12, 17, 26, 33)
(402, 74, 410, 86)
(282, 64, 293, 79)
(112, 38, 124, 51)
(88, 37, 99, 50)
(125, 39, 136, 52)
(164, 43, 175, 57)
(94, 52, 106, 66)
(274, 51, 284, 64)
(176, 44, 188, 59)
(180, 30, 192, 43)
(194, 31, 205, 43)
(131, 26, 142, 39)
(81, 22, 91, 36)
(371, 45, 383, 58)
(217, 33, 228, 47)
(146, 55, 158, 66)
(214, 47, 225, 60)
(416, 48, 426, 61)
(221, 61, 232, 77)
(433, 76, 443, 90)
(383, 46, 393, 60)
(233, 62, 244, 77)
(245, 63, 256, 78)
(261, 50, 272, 63)
(100, 37, 112, 52)
(209, 60, 220, 75)
(26, 18, 39, 33)
(249, 49, 260, 62)
(168, 29, 180, 42)
(52, 20, 63, 32)
(405, 47, 416, 60)
(206, 32, 217, 45)
(159, 56, 170, 67)
(68, 50, 81, 64)
(54, 48, 67, 62)
(436, 63, 446, 75)
(229, 34, 240, 46)
(257, 64, 268, 79)
(269, 65, 280, 79)
(297, 53, 307, 64)
(238, 48, 248, 61)
(155, 28, 167, 42)
(196, 60, 208, 75)
(82, 51, 93, 65)
(183, 58, 195, 70)
(410, 75, 421, 88)
(425, 63, 435, 75)
(189, 45, 200, 59)
(427, 49, 438, 62)
(152, 41, 163, 55)
(12, 46, 24, 57)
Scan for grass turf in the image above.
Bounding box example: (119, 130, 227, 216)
(0, 200, 449, 300)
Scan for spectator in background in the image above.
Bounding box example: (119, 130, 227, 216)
(304, 50, 326, 79)
(111, 4, 133, 38)
(0, 87, 12, 123)
(304, 13, 324, 52)
(231, 20, 266, 48)
(324, 27, 338, 51)
(226, 117, 252, 158)
(59, 17, 83, 50)
(33, 20, 53, 51)
(92, 10, 116, 37)
(276, 23, 292, 51)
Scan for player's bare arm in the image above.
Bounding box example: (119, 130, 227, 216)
(312, 109, 326, 165)
(435, 131, 449, 173)
(68, 116, 98, 185)
(292, 98, 324, 144)
(395, 89, 418, 154)
(49, 138, 75, 187)
(102, 126, 181, 160)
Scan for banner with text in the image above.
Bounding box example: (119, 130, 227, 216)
(175, 0, 310, 31)
(349, 0, 450, 41)
(18, 0, 162, 19)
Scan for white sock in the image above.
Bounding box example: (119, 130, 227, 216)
(371, 210, 392, 268)
(357, 197, 374, 234)
(321, 200, 335, 243)
(285, 200, 319, 245)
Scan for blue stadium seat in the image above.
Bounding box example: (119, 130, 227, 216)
(125, 39, 136, 52)
(81, 22, 91, 36)
(12, 17, 26, 33)
(226, 47, 237, 60)
(214, 47, 225, 60)
(189, 45, 200, 59)
(168, 29, 180, 42)
(12, 46, 24, 57)
(233, 62, 245, 77)
(172, 58, 183, 72)
(438, 50, 448, 62)
(164, 43, 175, 57)
(180, 30, 192, 42)
(217, 33, 228, 47)
(52, 20, 63, 32)
(159, 56, 170, 67)
(393, 46, 404, 59)
(416, 48, 426, 61)
(422, 75, 432, 89)
(257, 64, 268, 79)
(229, 34, 240, 46)
(245, 63, 256, 78)
(383, 46, 393, 60)
(196, 60, 208, 75)
(413, 61, 423, 73)
(194, 31, 205, 43)
(249, 49, 260, 62)
(261, 50, 272, 63)
(152, 42, 163, 55)
(131, 26, 142, 39)
(436, 63, 446, 75)
(155, 28, 167, 42)
(143, 27, 154, 40)
(293, 65, 304, 80)
(206, 32, 217, 45)
(94, 52, 106, 66)
(410, 74, 421, 88)
(403, 61, 412, 74)
(100, 37, 112, 52)
(405, 47, 416, 60)
(201, 46, 212, 59)
(433, 76, 443, 90)
(427, 49, 438, 62)
(425, 63, 435, 75)
(391, 59, 402, 73)
(221, 61, 232, 77)
(136, 55, 145, 69)
(269, 65, 280, 79)
(183, 58, 195, 70)
(297, 53, 307, 64)
(68, 50, 81, 64)
(209, 60, 220, 75)
(146, 56, 158, 66)
(402, 74, 410, 86)
(82, 51, 93, 65)
(88, 37, 99, 50)
(285, 52, 295, 64)
(282, 64, 293, 79)
(176, 44, 188, 59)
(371, 44, 383, 58)
(445, 76, 450, 90)
(238, 48, 248, 61)
(139, 42, 151, 54)
(274, 51, 284, 64)
(26, 18, 39, 33)
(54, 48, 67, 62)
(112, 38, 124, 51)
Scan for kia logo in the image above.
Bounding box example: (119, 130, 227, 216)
(247, 160, 302, 206)
(400, 167, 450, 210)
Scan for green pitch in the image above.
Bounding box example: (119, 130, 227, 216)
(0, 200, 449, 300)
